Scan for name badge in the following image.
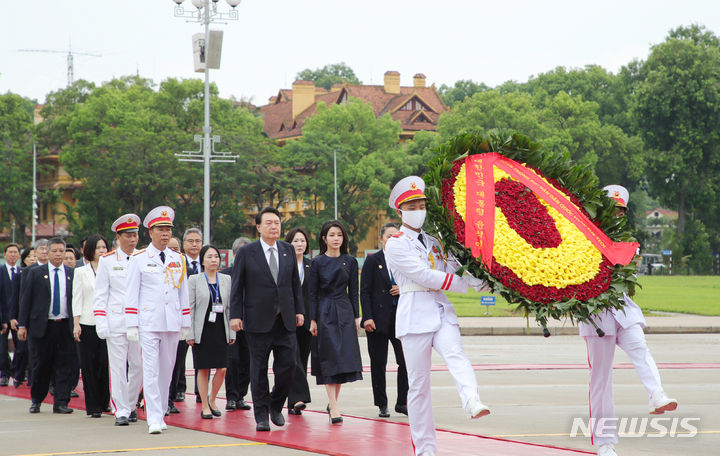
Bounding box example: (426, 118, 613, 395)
(212, 304, 224, 313)
(146, 263, 157, 267)
(208, 312, 217, 323)
(113, 266, 124, 271)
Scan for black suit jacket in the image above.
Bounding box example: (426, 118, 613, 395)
(360, 250, 398, 336)
(230, 240, 303, 333)
(298, 257, 312, 331)
(0, 265, 21, 323)
(18, 264, 74, 338)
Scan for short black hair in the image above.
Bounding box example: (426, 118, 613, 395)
(48, 237, 66, 249)
(285, 227, 310, 255)
(318, 220, 349, 255)
(380, 222, 398, 238)
(199, 244, 221, 270)
(255, 207, 281, 225)
(20, 248, 35, 266)
(4, 243, 20, 254)
(83, 234, 109, 262)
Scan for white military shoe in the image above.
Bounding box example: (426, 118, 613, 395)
(649, 389, 678, 414)
(597, 443, 617, 456)
(148, 423, 163, 434)
(160, 421, 168, 430)
(418, 452, 435, 456)
(464, 398, 490, 419)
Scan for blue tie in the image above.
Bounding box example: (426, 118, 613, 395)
(52, 267, 61, 316)
(389, 268, 398, 306)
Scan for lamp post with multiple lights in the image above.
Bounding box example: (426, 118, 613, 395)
(171, 0, 241, 243)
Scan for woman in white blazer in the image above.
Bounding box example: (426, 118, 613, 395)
(72, 234, 110, 418)
(187, 245, 235, 419)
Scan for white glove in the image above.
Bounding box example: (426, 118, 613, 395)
(126, 327, 139, 342)
(465, 276, 490, 292)
(96, 325, 109, 340)
(181, 327, 192, 341)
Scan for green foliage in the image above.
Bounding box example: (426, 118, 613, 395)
(0, 93, 36, 244)
(424, 131, 638, 329)
(437, 79, 488, 107)
(281, 98, 410, 253)
(296, 62, 361, 90)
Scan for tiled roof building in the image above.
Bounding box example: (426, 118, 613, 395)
(260, 71, 448, 145)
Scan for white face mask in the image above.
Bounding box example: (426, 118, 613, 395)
(401, 209, 426, 230)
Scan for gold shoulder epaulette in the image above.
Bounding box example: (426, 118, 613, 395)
(102, 250, 116, 257)
(132, 249, 146, 256)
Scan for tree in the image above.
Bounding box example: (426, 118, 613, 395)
(281, 98, 411, 254)
(438, 79, 488, 107)
(634, 24, 720, 254)
(0, 93, 36, 246)
(296, 63, 361, 89)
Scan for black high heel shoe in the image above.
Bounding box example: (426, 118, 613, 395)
(208, 397, 222, 417)
(201, 410, 213, 419)
(327, 405, 343, 424)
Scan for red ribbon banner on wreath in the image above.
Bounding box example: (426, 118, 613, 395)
(465, 153, 639, 269)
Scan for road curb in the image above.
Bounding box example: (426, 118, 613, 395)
(459, 326, 720, 336)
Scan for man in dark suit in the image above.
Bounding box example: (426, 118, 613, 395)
(18, 237, 75, 414)
(0, 243, 26, 388)
(361, 222, 409, 418)
(230, 207, 304, 431)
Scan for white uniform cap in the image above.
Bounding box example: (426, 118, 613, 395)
(143, 206, 175, 229)
(602, 185, 629, 208)
(111, 213, 141, 233)
(389, 176, 426, 209)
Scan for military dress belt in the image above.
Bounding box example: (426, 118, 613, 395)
(399, 284, 439, 294)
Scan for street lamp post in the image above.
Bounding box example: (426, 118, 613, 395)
(171, 0, 240, 244)
(32, 142, 38, 245)
(333, 149, 338, 220)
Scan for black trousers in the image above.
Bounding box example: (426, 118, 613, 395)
(366, 330, 408, 408)
(0, 329, 28, 380)
(287, 326, 312, 407)
(225, 330, 250, 402)
(169, 340, 189, 402)
(78, 324, 110, 414)
(29, 320, 75, 406)
(245, 318, 296, 423)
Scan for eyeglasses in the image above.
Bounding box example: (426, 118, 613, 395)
(185, 239, 202, 244)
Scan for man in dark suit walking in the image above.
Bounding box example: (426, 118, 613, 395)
(1, 243, 25, 387)
(361, 222, 409, 418)
(18, 237, 76, 414)
(230, 207, 304, 432)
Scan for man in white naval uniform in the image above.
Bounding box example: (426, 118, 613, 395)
(93, 214, 144, 426)
(580, 185, 677, 456)
(125, 206, 191, 434)
(384, 176, 490, 456)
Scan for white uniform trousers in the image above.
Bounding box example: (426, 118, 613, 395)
(107, 334, 143, 419)
(585, 322, 662, 446)
(139, 331, 180, 427)
(400, 310, 480, 455)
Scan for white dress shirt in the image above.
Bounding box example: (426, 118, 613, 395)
(259, 238, 280, 271)
(72, 264, 98, 325)
(48, 263, 69, 320)
(187, 255, 202, 274)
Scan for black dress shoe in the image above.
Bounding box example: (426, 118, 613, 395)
(91, 411, 102, 418)
(195, 395, 202, 403)
(29, 403, 41, 413)
(395, 404, 408, 416)
(256, 421, 270, 431)
(201, 410, 214, 419)
(104, 405, 111, 413)
(168, 403, 180, 414)
(378, 405, 390, 417)
(0, 375, 9, 387)
(13, 378, 23, 388)
(70, 390, 79, 398)
(237, 399, 251, 410)
(115, 416, 129, 426)
(225, 400, 237, 411)
(288, 408, 300, 415)
(53, 405, 74, 414)
(175, 392, 185, 402)
(292, 402, 306, 415)
(270, 410, 285, 426)
(129, 410, 138, 422)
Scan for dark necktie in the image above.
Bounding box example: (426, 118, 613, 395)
(268, 247, 279, 283)
(52, 267, 61, 316)
(127, 256, 130, 261)
(389, 268, 398, 306)
(10, 266, 15, 280)
(417, 233, 426, 247)
(160, 251, 166, 264)
(191, 260, 198, 274)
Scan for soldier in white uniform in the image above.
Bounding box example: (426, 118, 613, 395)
(93, 214, 144, 426)
(384, 176, 490, 456)
(125, 206, 191, 434)
(580, 185, 677, 456)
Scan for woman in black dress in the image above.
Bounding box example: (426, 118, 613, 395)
(309, 220, 362, 424)
(286, 228, 313, 415)
(187, 245, 235, 419)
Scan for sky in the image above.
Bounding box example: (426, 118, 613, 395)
(1, 0, 718, 106)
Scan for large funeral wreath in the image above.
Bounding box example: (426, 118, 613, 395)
(424, 131, 639, 335)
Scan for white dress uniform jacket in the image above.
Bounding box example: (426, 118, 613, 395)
(93, 250, 135, 334)
(384, 229, 468, 338)
(125, 244, 190, 332)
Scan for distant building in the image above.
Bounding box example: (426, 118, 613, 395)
(641, 207, 678, 253)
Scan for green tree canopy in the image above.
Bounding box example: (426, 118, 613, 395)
(296, 62, 361, 89)
(438, 79, 488, 107)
